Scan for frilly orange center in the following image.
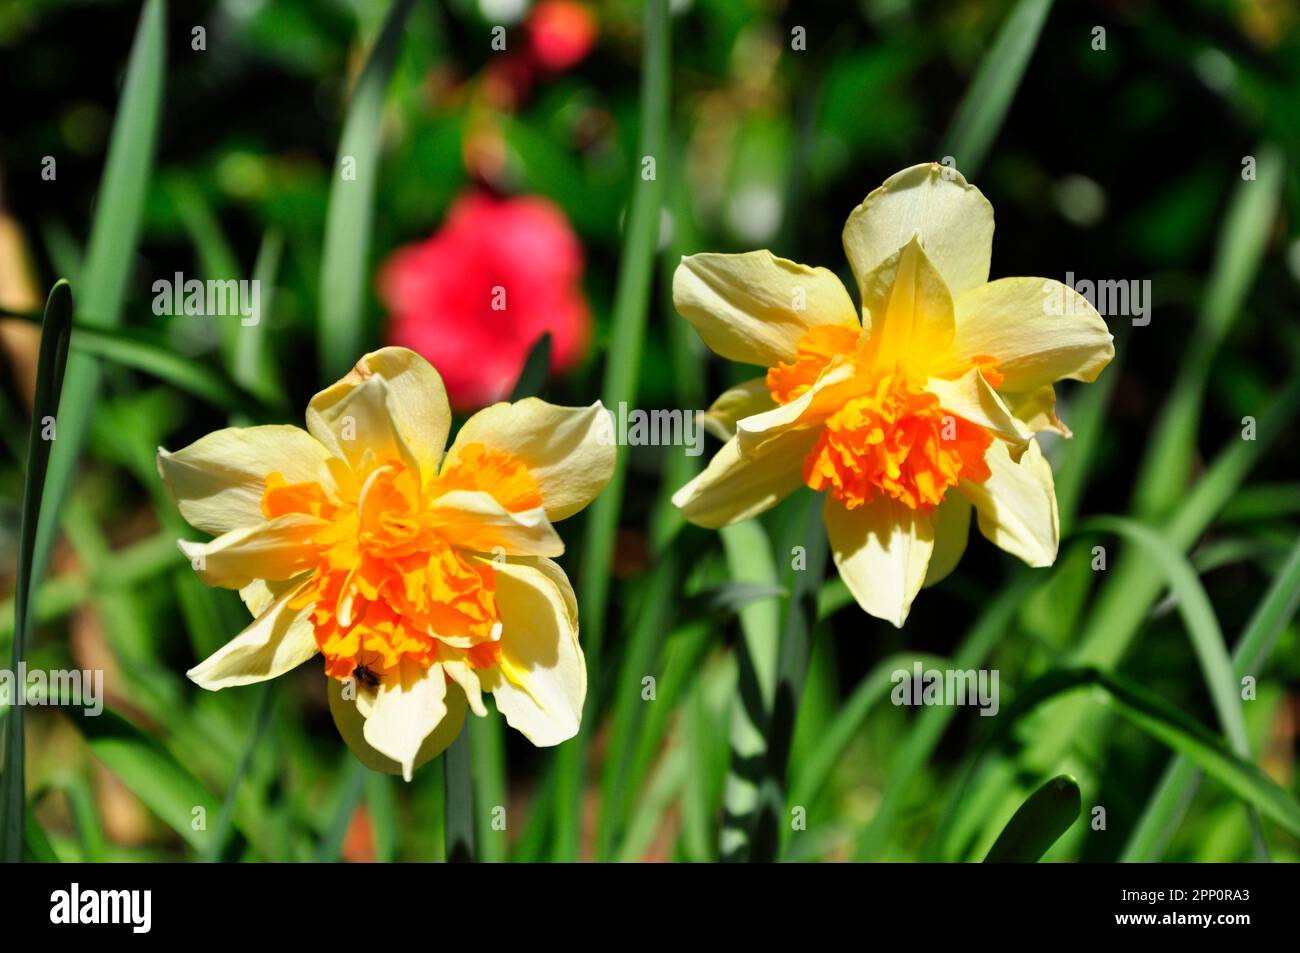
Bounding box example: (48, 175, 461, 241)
(262, 442, 542, 686)
(766, 325, 1001, 511)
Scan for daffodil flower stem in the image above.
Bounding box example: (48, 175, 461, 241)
(444, 729, 475, 863)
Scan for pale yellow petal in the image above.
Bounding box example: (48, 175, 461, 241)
(307, 347, 451, 486)
(824, 495, 935, 627)
(858, 235, 955, 370)
(949, 278, 1114, 392)
(305, 375, 421, 480)
(926, 367, 1032, 451)
(734, 358, 857, 456)
(673, 251, 858, 367)
(480, 559, 585, 747)
(508, 555, 578, 629)
(156, 425, 335, 536)
(444, 399, 615, 521)
(177, 513, 324, 589)
(429, 490, 564, 557)
(702, 378, 776, 441)
(672, 427, 818, 529)
(1003, 385, 1072, 437)
(442, 658, 489, 718)
(843, 162, 994, 299)
(922, 493, 972, 588)
(187, 579, 317, 689)
(958, 438, 1059, 567)
(239, 577, 303, 617)
(329, 676, 466, 780)
(361, 661, 451, 782)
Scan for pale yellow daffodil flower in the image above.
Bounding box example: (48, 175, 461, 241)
(158, 347, 614, 779)
(672, 163, 1115, 627)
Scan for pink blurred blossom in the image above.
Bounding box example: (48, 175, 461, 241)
(380, 192, 590, 410)
(527, 1, 597, 73)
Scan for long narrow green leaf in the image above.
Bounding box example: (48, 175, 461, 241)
(597, 550, 681, 859)
(1, 280, 73, 862)
(71, 324, 267, 414)
(1132, 145, 1283, 520)
(30, 0, 165, 617)
(746, 490, 827, 863)
(81, 709, 220, 853)
(468, 713, 506, 863)
(1122, 532, 1300, 860)
(785, 652, 949, 832)
(965, 371, 1300, 857)
(556, 0, 671, 861)
(318, 0, 416, 380)
(1078, 515, 1266, 856)
(984, 668, 1300, 837)
(239, 228, 287, 404)
(170, 178, 244, 374)
(365, 772, 399, 863)
(443, 729, 474, 862)
(718, 520, 781, 862)
(1076, 518, 1249, 755)
(314, 760, 367, 862)
(939, 0, 1054, 176)
(855, 575, 1033, 859)
(200, 685, 275, 862)
(511, 332, 552, 402)
(983, 775, 1081, 863)
(22, 802, 60, 863)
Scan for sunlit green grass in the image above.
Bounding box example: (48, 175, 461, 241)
(2, 0, 1298, 864)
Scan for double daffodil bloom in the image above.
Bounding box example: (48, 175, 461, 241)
(159, 347, 614, 779)
(672, 163, 1114, 626)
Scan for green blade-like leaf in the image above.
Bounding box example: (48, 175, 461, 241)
(939, 0, 1054, 177)
(240, 228, 287, 404)
(990, 668, 1300, 838)
(1076, 517, 1249, 756)
(365, 772, 399, 863)
(965, 370, 1300, 859)
(29, 0, 166, 629)
(785, 652, 950, 832)
(1122, 532, 1300, 860)
(23, 806, 60, 864)
(509, 332, 552, 402)
(81, 709, 221, 853)
(1132, 145, 1284, 520)
(746, 489, 827, 863)
(556, 0, 671, 861)
(200, 685, 275, 862)
(855, 575, 1033, 860)
(314, 759, 367, 862)
(1, 280, 73, 862)
(318, 0, 416, 380)
(443, 729, 474, 862)
(70, 324, 268, 415)
(984, 775, 1081, 863)
(597, 547, 683, 859)
(718, 519, 781, 862)
(170, 177, 244, 375)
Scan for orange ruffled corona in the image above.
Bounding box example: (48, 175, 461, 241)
(262, 444, 535, 683)
(767, 325, 996, 511)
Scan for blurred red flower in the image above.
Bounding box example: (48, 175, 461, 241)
(380, 192, 590, 410)
(527, 1, 597, 72)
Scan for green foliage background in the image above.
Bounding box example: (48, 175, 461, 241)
(1, 0, 1299, 862)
